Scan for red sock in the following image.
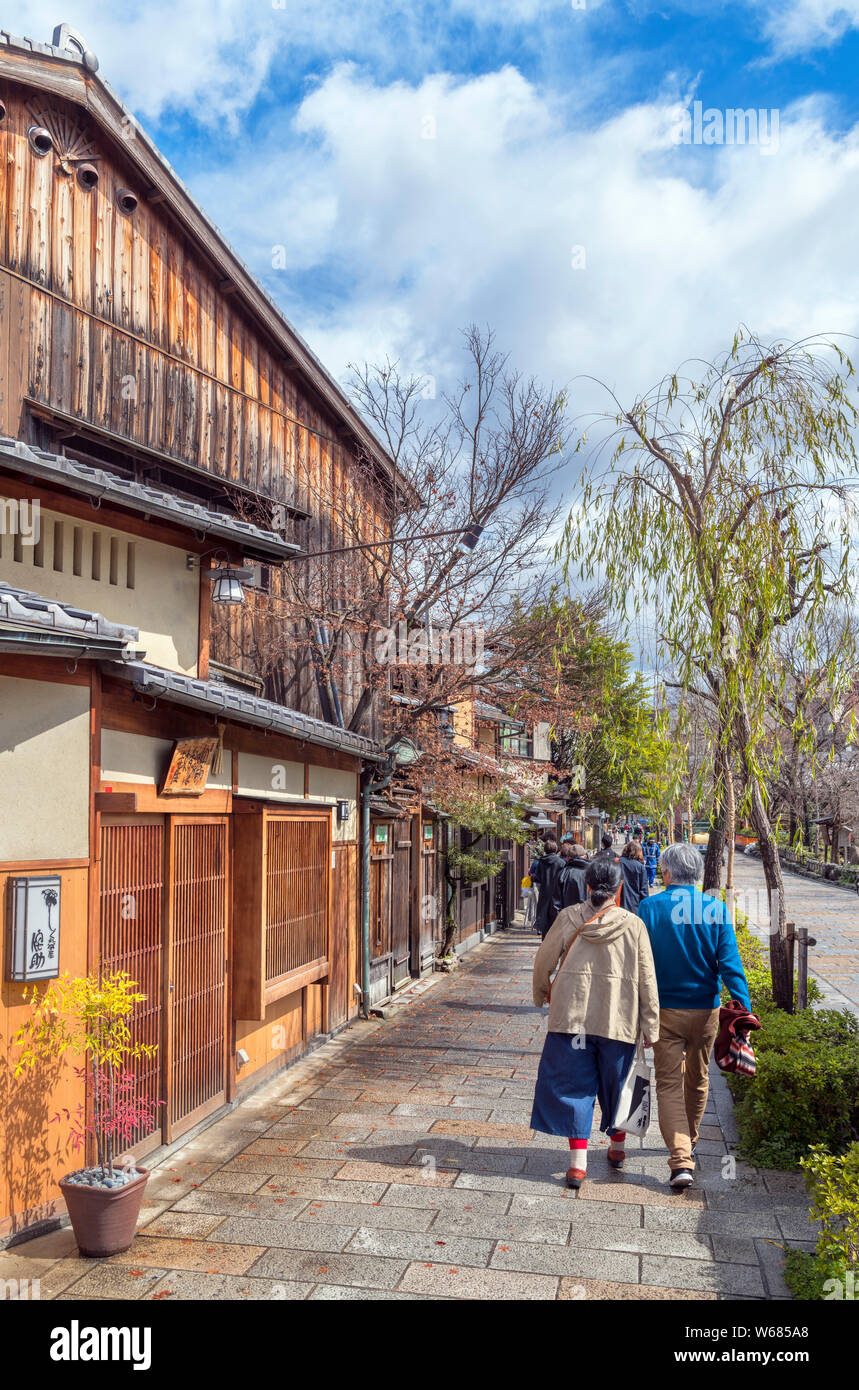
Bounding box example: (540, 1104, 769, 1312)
(609, 1131, 626, 1146)
(568, 1138, 587, 1172)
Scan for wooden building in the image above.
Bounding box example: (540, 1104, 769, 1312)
(0, 24, 395, 1241)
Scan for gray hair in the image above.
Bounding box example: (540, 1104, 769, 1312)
(661, 841, 703, 884)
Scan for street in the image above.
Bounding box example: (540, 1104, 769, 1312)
(729, 855, 859, 1017)
(2, 924, 816, 1302)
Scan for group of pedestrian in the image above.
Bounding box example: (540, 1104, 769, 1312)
(528, 839, 751, 1193)
(527, 824, 663, 938)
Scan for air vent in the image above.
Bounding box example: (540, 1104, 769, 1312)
(77, 162, 99, 190)
(28, 125, 54, 157)
(116, 187, 138, 215)
(0, 100, 6, 125)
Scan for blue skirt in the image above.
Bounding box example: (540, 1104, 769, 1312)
(530, 1031, 636, 1139)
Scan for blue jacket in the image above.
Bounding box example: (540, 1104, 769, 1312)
(637, 886, 751, 1011)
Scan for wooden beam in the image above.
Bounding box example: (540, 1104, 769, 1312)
(94, 791, 138, 813)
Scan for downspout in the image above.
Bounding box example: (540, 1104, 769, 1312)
(360, 759, 393, 1020)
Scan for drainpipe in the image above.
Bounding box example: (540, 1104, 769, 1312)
(360, 760, 393, 1020)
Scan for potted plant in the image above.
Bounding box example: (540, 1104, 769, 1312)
(14, 970, 161, 1257)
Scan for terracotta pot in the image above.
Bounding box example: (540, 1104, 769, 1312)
(59, 1167, 149, 1258)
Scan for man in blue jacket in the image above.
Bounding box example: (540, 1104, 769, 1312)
(637, 842, 751, 1190)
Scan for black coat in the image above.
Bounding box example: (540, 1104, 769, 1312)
(560, 857, 590, 909)
(533, 853, 565, 937)
(619, 857, 649, 915)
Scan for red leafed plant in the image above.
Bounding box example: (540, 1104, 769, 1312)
(53, 1066, 164, 1180)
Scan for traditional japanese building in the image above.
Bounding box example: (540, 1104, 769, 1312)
(0, 24, 392, 1240)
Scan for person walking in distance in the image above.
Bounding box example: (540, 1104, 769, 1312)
(644, 834, 661, 886)
(619, 839, 649, 915)
(560, 842, 590, 909)
(636, 842, 751, 1190)
(532, 836, 565, 939)
(592, 832, 619, 863)
(531, 859, 660, 1189)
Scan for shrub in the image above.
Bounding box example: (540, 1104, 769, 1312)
(784, 1143, 859, 1300)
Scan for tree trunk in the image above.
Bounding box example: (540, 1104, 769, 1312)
(724, 762, 736, 892)
(686, 793, 693, 844)
(703, 792, 725, 893)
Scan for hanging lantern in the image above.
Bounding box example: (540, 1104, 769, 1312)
(210, 568, 246, 604)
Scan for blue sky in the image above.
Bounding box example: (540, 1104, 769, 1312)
(10, 2, 859, 411)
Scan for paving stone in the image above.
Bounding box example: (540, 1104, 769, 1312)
(709, 1234, 763, 1266)
(198, 1172, 275, 1193)
(380, 1184, 511, 1214)
(333, 1161, 458, 1187)
(511, 1193, 643, 1227)
(428, 1211, 572, 1244)
(222, 1156, 344, 1177)
(249, 1249, 409, 1290)
(399, 1261, 559, 1300)
(643, 1207, 781, 1239)
(210, 1217, 356, 1252)
(111, 1237, 267, 1275)
(173, 1191, 310, 1219)
(571, 1181, 707, 1210)
(308, 1284, 430, 1300)
(564, 1222, 712, 1260)
(774, 1207, 820, 1241)
(490, 1241, 639, 1283)
(345, 1227, 494, 1266)
(53, 1264, 168, 1300)
(262, 1178, 388, 1203)
(559, 1279, 718, 1301)
(640, 1255, 766, 1297)
(144, 1271, 313, 1300)
(142, 1211, 227, 1239)
(296, 1201, 434, 1232)
(430, 1118, 534, 1141)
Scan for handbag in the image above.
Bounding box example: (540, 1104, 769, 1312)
(545, 900, 614, 1005)
(612, 1037, 652, 1138)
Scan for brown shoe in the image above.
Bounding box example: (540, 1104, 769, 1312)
(565, 1167, 587, 1189)
(607, 1146, 625, 1168)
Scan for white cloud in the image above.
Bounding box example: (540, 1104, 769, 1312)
(190, 66, 859, 440)
(754, 0, 859, 54)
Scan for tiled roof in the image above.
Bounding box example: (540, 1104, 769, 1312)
(0, 438, 299, 562)
(107, 661, 385, 762)
(0, 580, 140, 644)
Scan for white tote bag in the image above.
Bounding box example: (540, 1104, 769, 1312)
(612, 1038, 652, 1138)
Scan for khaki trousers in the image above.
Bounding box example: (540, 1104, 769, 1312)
(652, 1007, 720, 1170)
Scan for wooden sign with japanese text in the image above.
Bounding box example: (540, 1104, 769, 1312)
(159, 736, 219, 796)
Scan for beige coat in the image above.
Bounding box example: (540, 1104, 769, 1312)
(533, 900, 660, 1045)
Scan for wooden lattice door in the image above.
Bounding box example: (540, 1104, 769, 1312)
(99, 818, 165, 1158)
(166, 817, 229, 1140)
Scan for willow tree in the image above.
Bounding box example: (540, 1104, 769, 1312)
(558, 330, 859, 1010)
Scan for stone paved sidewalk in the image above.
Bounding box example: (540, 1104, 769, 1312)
(731, 854, 859, 1017)
(1, 927, 817, 1302)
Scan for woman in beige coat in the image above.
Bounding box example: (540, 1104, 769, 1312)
(530, 857, 660, 1188)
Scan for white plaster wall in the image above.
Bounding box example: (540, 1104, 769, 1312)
(236, 752, 304, 802)
(0, 676, 90, 861)
(0, 499, 199, 674)
(308, 766, 358, 841)
(101, 728, 231, 790)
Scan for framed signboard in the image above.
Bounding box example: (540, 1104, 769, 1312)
(7, 875, 61, 982)
(159, 736, 219, 796)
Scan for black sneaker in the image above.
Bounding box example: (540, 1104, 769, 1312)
(669, 1168, 695, 1189)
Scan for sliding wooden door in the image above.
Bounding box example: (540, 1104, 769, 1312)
(166, 817, 229, 1141)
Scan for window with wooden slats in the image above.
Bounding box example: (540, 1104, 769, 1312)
(265, 818, 329, 982)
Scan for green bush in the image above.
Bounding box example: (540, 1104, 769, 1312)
(784, 1143, 859, 1300)
(784, 1249, 848, 1301)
